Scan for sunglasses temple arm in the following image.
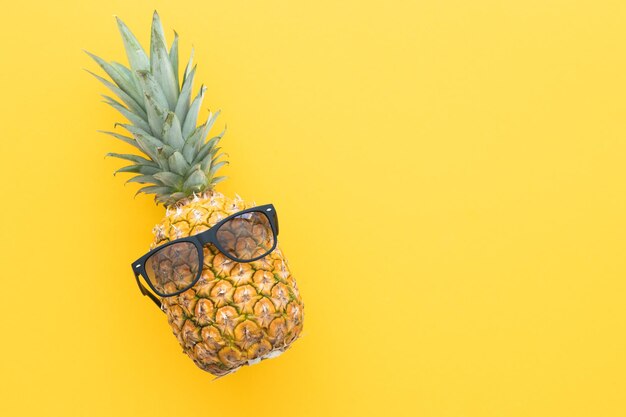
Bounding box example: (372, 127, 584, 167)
(267, 209, 279, 235)
(145, 289, 163, 311)
(134, 273, 164, 311)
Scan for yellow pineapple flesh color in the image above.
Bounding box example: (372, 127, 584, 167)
(153, 191, 304, 376)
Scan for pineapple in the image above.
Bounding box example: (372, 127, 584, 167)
(88, 11, 303, 376)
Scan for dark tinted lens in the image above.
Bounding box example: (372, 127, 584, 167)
(216, 211, 275, 260)
(144, 242, 200, 295)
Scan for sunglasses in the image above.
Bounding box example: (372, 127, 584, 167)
(131, 204, 279, 308)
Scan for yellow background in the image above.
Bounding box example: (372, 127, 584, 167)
(1, 0, 626, 416)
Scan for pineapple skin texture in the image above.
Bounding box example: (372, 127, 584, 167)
(151, 191, 304, 376)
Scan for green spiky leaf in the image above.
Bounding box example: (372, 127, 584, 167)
(135, 185, 172, 197)
(162, 112, 185, 149)
(106, 153, 155, 165)
(153, 171, 184, 188)
(116, 16, 150, 71)
(207, 160, 228, 178)
(209, 176, 227, 186)
(85, 51, 144, 106)
(169, 32, 179, 85)
(111, 62, 143, 97)
(168, 151, 190, 175)
(175, 65, 195, 123)
(136, 70, 169, 112)
(150, 12, 178, 109)
(143, 93, 168, 137)
(182, 124, 205, 162)
(126, 175, 163, 185)
(87, 70, 147, 119)
(102, 96, 151, 132)
(114, 164, 161, 175)
(98, 130, 141, 151)
(193, 136, 221, 165)
(182, 85, 206, 137)
(182, 47, 194, 85)
(183, 167, 208, 192)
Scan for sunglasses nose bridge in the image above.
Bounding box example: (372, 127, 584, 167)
(197, 231, 213, 246)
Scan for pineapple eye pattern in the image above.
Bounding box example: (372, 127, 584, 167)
(145, 242, 200, 294)
(216, 212, 275, 261)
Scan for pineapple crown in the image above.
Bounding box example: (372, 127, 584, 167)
(87, 11, 228, 206)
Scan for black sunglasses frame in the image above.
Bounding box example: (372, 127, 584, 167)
(131, 204, 279, 307)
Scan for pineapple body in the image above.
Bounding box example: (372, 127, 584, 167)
(154, 191, 304, 376)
